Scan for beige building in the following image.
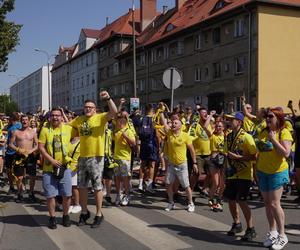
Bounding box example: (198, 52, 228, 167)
(97, 0, 300, 113)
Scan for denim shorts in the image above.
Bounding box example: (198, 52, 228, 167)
(165, 162, 190, 188)
(42, 169, 72, 198)
(257, 169, 289, 192)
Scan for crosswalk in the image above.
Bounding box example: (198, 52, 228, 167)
(1, 184, 300, 250)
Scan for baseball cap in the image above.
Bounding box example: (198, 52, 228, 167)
(225, 112, 244, 121)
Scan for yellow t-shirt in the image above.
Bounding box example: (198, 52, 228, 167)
(69, 113, 108, 157)
(0, 120, 3, 137)
(68, 140, 80, 172)
(210, 134, 225, 153)
(39, 125, 72, 172)
(225, 129, 257, 180)
(114, 128, 135, 161)
(189, 123, 212, 156)
(243, 116, 255, 133)
(252, 120, 267, 138)
(284, 120, 295, 152)
(256, 128, 293, 174)
(165, 130, 193, 165)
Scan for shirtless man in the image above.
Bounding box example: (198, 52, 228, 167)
(9, 115, 38, 203)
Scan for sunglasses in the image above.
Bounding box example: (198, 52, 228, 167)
(267, 114, 275, 119)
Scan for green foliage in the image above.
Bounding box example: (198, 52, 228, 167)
(0, 94, 18, 115)
(0, 0, 22, 72)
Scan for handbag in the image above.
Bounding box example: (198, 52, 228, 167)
(211, 153, 225, 167)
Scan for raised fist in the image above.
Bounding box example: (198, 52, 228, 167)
(100, 91, 110, 101)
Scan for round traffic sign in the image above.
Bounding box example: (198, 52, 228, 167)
(163, 67, 182, 90)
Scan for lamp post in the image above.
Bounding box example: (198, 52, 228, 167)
(34, 48, 52, 110)
(8, 74, 24, 110)
(132, 0, 137, 98)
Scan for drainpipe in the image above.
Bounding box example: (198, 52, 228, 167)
(146, 47, 150, 104)
(243, 5, 252, 105)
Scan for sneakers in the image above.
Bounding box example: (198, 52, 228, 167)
(212, 203, 223, 212)
(263, 231, 279, 247)
(104, 196, 112, 206)
(271, 234, 288, 250)
(48, 216, 57, 229)
(145, 185, 155, 194)
(28, 193, 37, 203)
(62, 214, 71, 227)
(121, 195, 130, 206)
(71, 205, 82, 214)
(165, 202, 175, 211)
(227, 223, 243, 236)
(77, 210, 90, 226)
(241, 227, 257, 241)
(91, 215, 104, 228)
(68, 205, 74, 214)
(15, 194, 23, 203)
(7, 186, 16, 195)
(115, 195, 121, 206)
(187, 202, 195, 212)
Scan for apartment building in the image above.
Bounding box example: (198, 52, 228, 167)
(99, 0, 300, 112)
(10, 66, 52, 113)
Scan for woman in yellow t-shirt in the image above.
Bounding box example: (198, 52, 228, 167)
(256, 107, 293, 249)
(208, 121, 225, 212)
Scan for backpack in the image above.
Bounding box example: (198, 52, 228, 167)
(138, 116, 154, 141)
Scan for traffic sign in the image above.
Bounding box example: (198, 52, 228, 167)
(163, 67, 182, 89)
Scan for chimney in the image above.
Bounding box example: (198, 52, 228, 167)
(140, 0, 157, 31)
(106, 17, 109, 26)
(163, 5, 168, 14)
(176, 0, 188, 10)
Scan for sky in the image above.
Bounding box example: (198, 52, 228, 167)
(0, 0, 175, 93)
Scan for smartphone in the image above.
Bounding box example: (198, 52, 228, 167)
(287, 100, 293, 107)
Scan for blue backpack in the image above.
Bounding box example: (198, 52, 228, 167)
(138, 116, 154, 142)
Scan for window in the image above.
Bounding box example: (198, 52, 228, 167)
(91, 52, 94, 64)
(213, 62, 221, 78)
(213, 27, 221, 44)
(195, 34, 202, 50)
(194, 67, 201, 81)
(81, 76, 84, 87)
(138, 79, 145, 93)
(92, 72, 95, 84)
(234, 18, 245, 37)
(121, 83, 126, 94)
(166, 23, 174, 32)
(113, 62, 119, 76)
(235, 57, 246, 74)
(177, 40, 184, 55)
(113, 42, 119, 53)
(151, 49, 157, 63)
(86, 56, 88, 66)
(87, 74, 90, 85)
(72, 80, 75, 90)
(164, 45, 169, 60)
(138, 53, 145, 66)
(151, 78, 157, 90)
(156, 47, 163, 60)
(224, 63, 229, 72)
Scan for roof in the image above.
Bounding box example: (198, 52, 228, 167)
(58, 44, 77, 56)
(137, 0, 300, 46)
(95, 9, 142, 46)
(82, 28, 102, 39)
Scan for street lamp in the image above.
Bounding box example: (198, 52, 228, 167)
(132, 0, 137, 98)
(8, 74, 24, 110)
(34, 48, 52, 110)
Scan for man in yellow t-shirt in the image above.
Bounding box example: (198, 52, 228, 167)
(223, 112, 257, 241)
(161, 113, 198, 212)
(188, 108, 214, 192)
(69, 91, 117, 228)
(38, 108, 73, 229)
(113, 112, 136, 206)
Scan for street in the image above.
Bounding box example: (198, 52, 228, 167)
(0, 176, 300, 250)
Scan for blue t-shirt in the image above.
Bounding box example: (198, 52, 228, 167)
(6, 122, 22, 155)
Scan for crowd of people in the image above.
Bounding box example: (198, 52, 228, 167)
(0, 91, 299, 250)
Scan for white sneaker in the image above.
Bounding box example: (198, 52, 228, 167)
(68, 205, 73, 214)
(121, 195, 130, 206)
(187, 202, 195, 212)
(263, 231, 278, 247)
(271, 234, 288, 250)
(165, 202, 175, 211)
(71, 205, 82, 214)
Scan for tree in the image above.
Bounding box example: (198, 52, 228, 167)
(0, 0, 22, 72)
(0, 94, 18, 115)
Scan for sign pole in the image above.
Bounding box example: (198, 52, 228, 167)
(170, 68, 174, 111)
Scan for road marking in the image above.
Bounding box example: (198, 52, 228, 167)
(89, 205, 192, 250)
(23, 204, 105, 250)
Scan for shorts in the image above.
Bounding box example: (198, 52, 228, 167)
(77, 156, 104, 191)
(114, 160, 131, 177)
(257, 169, 289, 192)
(4, 154, 15, 170)
(140, 143, 158, 162)
(165, 162, 190, 189)
(13, 154, 37, 177)
(103, 165, 114, 180)
(42, 169, 72, 198)
(223, 179, 252, 201)
(196, 155, 211, 174)
(71, 171, 78, 186)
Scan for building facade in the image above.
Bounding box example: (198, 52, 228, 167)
(10, 66, 52, 113)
